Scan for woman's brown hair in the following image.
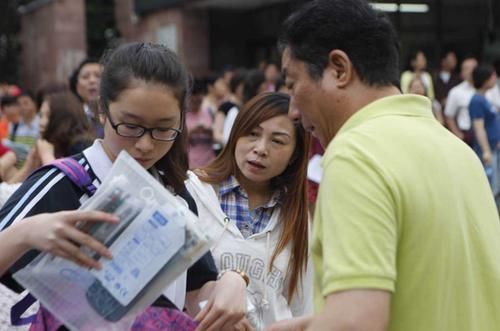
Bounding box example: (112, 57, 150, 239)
(199, 92, 311, 301)
(43, 91, 94, 157)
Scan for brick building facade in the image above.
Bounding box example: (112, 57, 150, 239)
(19, 0, 86, 92)
(15, 0, 500, 91)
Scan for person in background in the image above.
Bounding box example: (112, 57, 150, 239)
(0, 95, 21, 182)
(200, 74, 228, 119)
(222, 70, 267, 146)
(280, 0, 500, 330)
(69, 58, 103, 138)
(214, 69, 247, 148)
(1, 92, 39, 168)
(15, 91, 40, 147)
(186, 79, 216, 168)
(264, 63, 281, 92)
(0, 95, 20, 141)
(400, 50, 435, 100)
(222, 66, 235, 89)
(35, 81, 68, 111)
(433, 50, 461, 109)
(408, 77, 444, 124)
(485, 59, 500, 111)
(0, 91, 94, 205)
(469, 64, 499, 198)
(36, 90, 95, 165)
(444, 57, 478, 144)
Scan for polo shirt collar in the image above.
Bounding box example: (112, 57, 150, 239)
(337, 94, 433, 137)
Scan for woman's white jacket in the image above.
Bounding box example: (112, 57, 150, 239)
(185, 171, 313, 330)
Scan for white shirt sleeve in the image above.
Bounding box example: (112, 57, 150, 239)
(444, 88, 459, 118)
(486, 85, 500, 111)
(222, 107, 239, 144)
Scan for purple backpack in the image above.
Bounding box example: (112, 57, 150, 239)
(11, 158, 197, 331)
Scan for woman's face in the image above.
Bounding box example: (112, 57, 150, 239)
(413, 52, 427, 71)
(213, 78, 228, 99)
(76, 63, 102, 104)
(409, 80, 426, 96)
(101, 82, 182, 170)
(235, 114, 296, 187)
(39, 100, 50, 135)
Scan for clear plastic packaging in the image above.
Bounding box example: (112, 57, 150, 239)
(14, 151, 213, 330)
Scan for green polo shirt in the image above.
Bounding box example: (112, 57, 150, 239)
(312, 94, 500, 331)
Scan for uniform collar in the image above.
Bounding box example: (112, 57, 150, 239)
(82, 139, 113, 183)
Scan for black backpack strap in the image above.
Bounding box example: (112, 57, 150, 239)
(177, 187, 198, 216)
(177, 186, 218, 291)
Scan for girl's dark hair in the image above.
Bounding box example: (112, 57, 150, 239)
(472, 64, 495, 89)
(242, 69, 265, 103)
(229, 69, 247, 94)
(99, 42, 191, 194)
(43, 91, 94, 157)
(199, 92, 311, 301)
(69, 58, 100, 102)
(405, 49, 425, 71)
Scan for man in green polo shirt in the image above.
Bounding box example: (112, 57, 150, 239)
(278, 0, 500, 331)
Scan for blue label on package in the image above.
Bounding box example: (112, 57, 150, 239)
(92, 206, 185, 305)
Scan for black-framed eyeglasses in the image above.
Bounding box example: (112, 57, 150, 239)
(103, 106, 182, 142)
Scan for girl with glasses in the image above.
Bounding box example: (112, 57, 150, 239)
(0, 42, 249, 331)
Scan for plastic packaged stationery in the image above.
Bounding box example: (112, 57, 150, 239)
(13, 151, 213, 330)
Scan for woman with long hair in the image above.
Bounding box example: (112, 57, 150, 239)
(186, 92, 313, 330)
(36, 90, 95, 164)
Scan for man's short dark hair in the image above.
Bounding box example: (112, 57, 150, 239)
(472, 65, 495, 89)
(278, 0, 400, 87)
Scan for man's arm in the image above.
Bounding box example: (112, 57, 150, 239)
(445, 116, 464, 139)
(306, 290, 391, 331)
(443, 91, 464, 139)
(472, 119, 492, 164)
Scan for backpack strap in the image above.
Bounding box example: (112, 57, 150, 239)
(177, 187, 198, 216)
(46, 158, 96, 196)
(11, 157, 95, 326)
(10, 292, 37, 326)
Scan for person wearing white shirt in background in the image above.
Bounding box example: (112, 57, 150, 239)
(444, 57, 478, 144)
(485, 59, 500, 111)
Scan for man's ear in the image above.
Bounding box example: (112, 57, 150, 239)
(326, 49, 353, 88)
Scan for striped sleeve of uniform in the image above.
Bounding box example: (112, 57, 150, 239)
(0, 154, 90, 231)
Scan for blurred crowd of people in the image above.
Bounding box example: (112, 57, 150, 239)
(1, 49, 500, 210)
(400, 50, 500, 203)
